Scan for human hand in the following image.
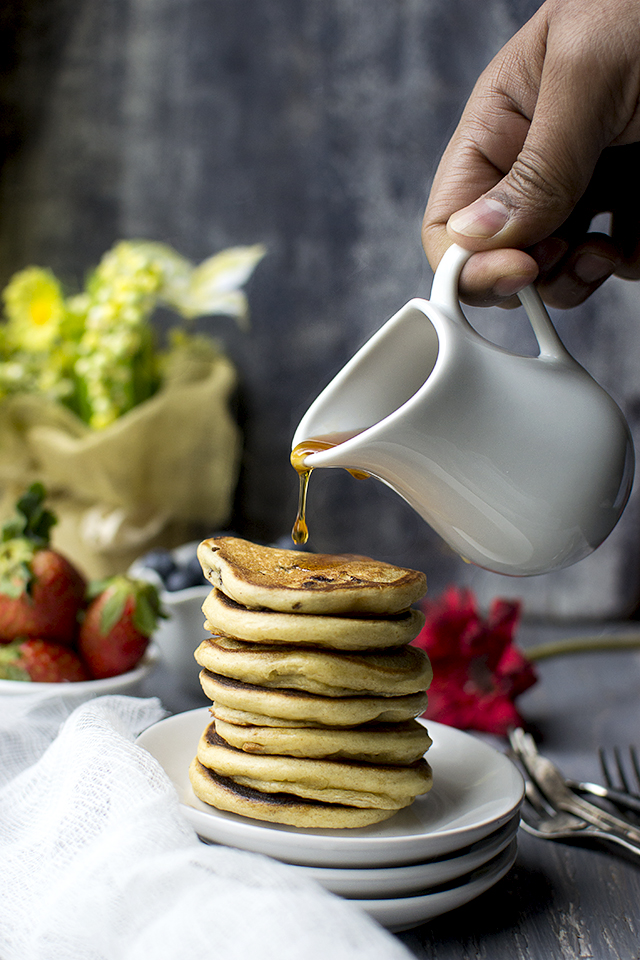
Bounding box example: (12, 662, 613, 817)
(422, 0, 640, 308)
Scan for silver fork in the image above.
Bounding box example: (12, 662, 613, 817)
(566, 776, 640, 817)
(509, 728, 640, 856)
(599, 746, 640, 800)
(519, 780, 640, 858)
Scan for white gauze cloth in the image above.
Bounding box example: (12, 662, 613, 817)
(0, 694, 413, 960)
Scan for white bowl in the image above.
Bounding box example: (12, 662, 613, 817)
(0, 643, 161, 698)
(130, 543, 210, 693)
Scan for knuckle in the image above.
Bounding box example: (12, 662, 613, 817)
(502, 148, 581, 217)
(508, 154, 558, 201)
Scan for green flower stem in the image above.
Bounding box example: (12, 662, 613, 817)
(526, 633, 640, 662)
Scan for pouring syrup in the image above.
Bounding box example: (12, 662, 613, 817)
(290, 431, 368, 544)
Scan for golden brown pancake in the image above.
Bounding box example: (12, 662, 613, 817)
(199, 670, 429, 725)
(213, 716, 432, 764)
(197, 537, 427, 615)
(189, 758, 402, 828)
(196, 724, 433, 808)
(202, 589, 425, 650)
(194, 636, 432, 697)
(211, 704, 338, 728)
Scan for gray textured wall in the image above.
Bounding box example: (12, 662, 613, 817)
(2, 0, 639, 618)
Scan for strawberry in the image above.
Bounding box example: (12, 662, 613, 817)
(78, 576, 163, 679)
(0, 638, 89, 683)
(0, 484, 86, 644)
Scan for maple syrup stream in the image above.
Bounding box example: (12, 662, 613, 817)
(290, 431, 368, 545)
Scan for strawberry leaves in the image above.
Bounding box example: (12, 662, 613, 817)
(86, 576, 165, 637)
(0, 483, 58, 598)
(0, 538, 37, 598)
(1, 482, 56, 548)
(0, 641, 31, 680)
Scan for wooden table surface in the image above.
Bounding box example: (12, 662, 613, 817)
(142, 620, 640, 960)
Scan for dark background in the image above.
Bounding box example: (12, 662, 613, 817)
(2, 0, 639, 618)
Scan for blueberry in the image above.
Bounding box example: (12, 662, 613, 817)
(185, 553, 208, 585)
(165, 567, 202, 591)
(140, 549, 177, 581)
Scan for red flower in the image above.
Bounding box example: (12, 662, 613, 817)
(412, 586, 537, 736)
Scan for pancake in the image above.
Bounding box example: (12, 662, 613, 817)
(189, 758, 401, 828)
(194, 636, 433, 697)
(213, 716, 432, 763)
(199, 670, 429, 725)
(196, 724, 432, 808)
(197, 537, 427, 614)
(202, 589, 425, 650)
(211, 704, 334, 728)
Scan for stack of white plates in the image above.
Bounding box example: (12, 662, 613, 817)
(137, 709, 524, 931)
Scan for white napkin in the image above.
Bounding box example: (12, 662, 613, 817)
(0, 693, 413, 960)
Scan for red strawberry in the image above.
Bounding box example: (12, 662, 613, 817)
(0, 484, 86, 644)
(0, 638, 89, 683)
(78, 576, 163, 679)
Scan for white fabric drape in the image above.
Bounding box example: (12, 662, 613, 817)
(0, 694, 412, 960)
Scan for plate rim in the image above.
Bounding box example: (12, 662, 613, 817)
(352, 839, 518, 931)
(137, 706, 524, 867)
(289, 815, 519, 897)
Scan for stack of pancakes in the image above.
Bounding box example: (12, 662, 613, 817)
(189, 536, 433, 829)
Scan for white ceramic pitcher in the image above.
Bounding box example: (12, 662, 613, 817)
(292, 244, 635, 576)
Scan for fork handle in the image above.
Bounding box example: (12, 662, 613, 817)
(557, 793, 640, 843)
(587, 826, 640, 860)
(570, 780, 640, 817)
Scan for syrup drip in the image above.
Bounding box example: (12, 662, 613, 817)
(290, 431, 368, 545)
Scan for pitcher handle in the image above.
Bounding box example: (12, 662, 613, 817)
(430, 243, 572, 362)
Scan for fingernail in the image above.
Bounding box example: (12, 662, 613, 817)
(574, 253, 615, 284)
(448, 197, 509, 239)
(493, 274, 531, 298)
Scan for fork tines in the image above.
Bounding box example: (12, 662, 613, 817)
(598, 746, 640, 800)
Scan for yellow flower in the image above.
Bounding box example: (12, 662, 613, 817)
(2, 268, 66, 352)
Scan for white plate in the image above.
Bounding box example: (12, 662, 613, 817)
(356, 839, 518, 932)
(136, 708, 524, 867)
(287, 814, 519, 898)
(0, 643, 161, 697)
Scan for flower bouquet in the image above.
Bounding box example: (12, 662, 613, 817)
(0, 240, 265, 578)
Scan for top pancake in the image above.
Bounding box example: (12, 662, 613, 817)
(197, 537, 427, 615)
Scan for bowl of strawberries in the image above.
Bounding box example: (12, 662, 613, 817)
(0, 484, 161, 697)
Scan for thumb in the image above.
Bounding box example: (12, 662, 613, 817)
(447, 60, 612, 250)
